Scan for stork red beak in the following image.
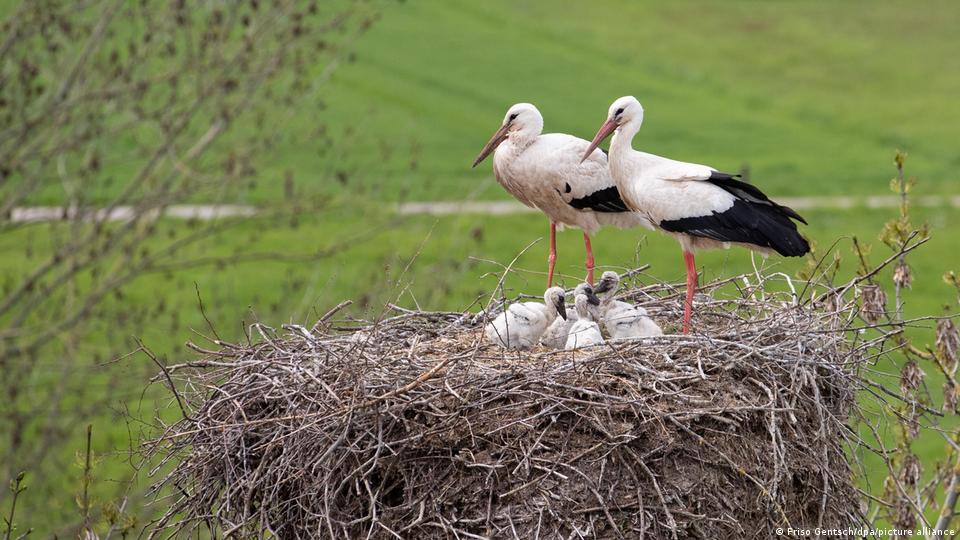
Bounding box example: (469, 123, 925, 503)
(580, 118, 617, 163)
(472, 123, 511, 167)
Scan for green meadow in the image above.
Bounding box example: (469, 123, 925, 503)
(4, 0, 960, 534)
(24, 0, 960, 205)
(256, 0, 960, 202)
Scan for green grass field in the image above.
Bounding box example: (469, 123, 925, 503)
(255, 0, 960, 202)
(20, 0, 960, 205)
(4, 0, 960, 534)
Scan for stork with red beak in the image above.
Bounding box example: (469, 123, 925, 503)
(473, 103, 652, 286)
(582, 96, 810, 334)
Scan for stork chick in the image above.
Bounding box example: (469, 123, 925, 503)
(486, 287, 567, 350)
(565, 285, 604, 350)
(541, 283, 601, 349)
(594, 271, 663, 339)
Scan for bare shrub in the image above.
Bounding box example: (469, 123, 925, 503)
(0, 0, 377, 530)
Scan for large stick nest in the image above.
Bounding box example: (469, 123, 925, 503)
(145, 274, 870, 539)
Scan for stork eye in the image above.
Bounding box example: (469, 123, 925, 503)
(509, 113, 519, 121)
(615, 107, 624, 116)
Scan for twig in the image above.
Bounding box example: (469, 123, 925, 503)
(80, 425, 93, 532)
(194, 282, 221, 342)
(311, 300, 354, 334)
(932, 450, 960, 536)
(2, 472, 29, 540)
(137, 338, 196, 423)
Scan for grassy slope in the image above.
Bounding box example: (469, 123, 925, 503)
(262, 0, 960, 203)
(4, 0, 960, 532)
(17, 0, 960, 205)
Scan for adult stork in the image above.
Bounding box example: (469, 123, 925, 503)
(582, 96, 810, 334)
(472, 103, 652, 286)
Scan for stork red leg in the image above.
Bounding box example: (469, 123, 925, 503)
(682, 250, 697, 334)
(546, 222, 558, 288)
(582, 232, 595, 285)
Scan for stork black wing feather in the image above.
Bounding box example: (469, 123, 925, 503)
(567, 186, 630, 213)
(660, 199, 811, 257)
(706, 171, 807, 224)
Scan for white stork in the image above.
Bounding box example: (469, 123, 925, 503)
(472, 103, 653, 286)
(485, 286, 567, 350)
(565, 286, 604, 350)
(540, 298, 576, 350)
(593, 271, 663, 339)
(541, 282, 602, 349)
(582, 96, 810, 334)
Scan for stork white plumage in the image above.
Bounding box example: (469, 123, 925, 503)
(594, 271, 663, 339)
(540, 302, 576, 350)
(582, 97, 810, 334)
(564, 288, 604, 350)
(473, 103, 653, 286)
(541, 282, 602, 349)
(485, 286, 567, 350)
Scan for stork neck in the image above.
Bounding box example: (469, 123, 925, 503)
(608, 130, 632, 175)
(611, 121, 640, 154)
(600, 284, 619, 307)
(543, 301, 559, 326)
(574, 297, 589, 319)
(496, 136, 531, 167)
(608, 119, 641, 174)
(508, 129, 538, 152)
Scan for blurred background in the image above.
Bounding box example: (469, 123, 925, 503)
(1, 0, 958, 534)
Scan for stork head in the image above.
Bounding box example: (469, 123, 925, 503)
(472, 103, 544, 167)
(580, 96, 644, 163)
(573, 283, 601, 306)
(593, 271, 620, 297)
(544, 286, 568, 320)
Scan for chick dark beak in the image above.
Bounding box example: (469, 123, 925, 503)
(593, 277, 615, 295)
(472, 123, 511, 167)
(585, 288, 601, 306)
(555, 298, 568, 320)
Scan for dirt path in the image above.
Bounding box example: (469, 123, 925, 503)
(6, 195, 959, 223)
(394, 195, 960, 216)
(7, 204, 257, 223)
